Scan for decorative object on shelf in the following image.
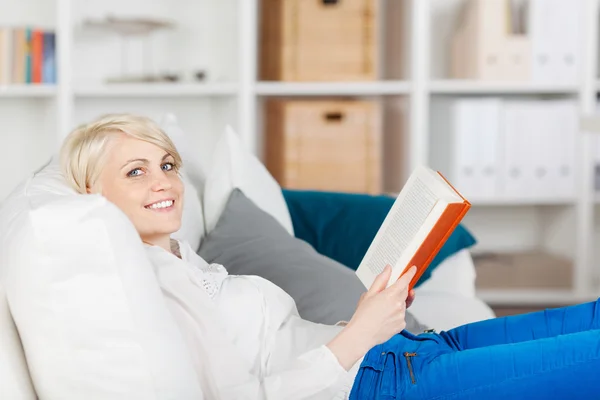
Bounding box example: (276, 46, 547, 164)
(265, 99, 382, 194)
(194, 70, 206, 82)
(82, 15, 178, 84)
(82, 15, 176, 36)
(260, 0, 378, 81)
(105, 73, 179, 84)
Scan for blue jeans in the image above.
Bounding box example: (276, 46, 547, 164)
(350, 299, 600, 399)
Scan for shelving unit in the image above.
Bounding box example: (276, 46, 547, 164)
(429, 80, 580, 95)
(255, 81, 412, 96)
(0, 85, 57, 97)
(477, 289, 599, 306)
(2, 0, 600, 306)
(74, 83, 238, 98)
(468, 197, 577, 207)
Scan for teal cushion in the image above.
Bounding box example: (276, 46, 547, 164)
(282, 189, 477, 288)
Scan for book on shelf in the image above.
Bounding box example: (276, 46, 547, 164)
(355, 166, 471, 291)
(0, 26, 56, 86)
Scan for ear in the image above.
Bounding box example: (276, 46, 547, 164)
(86, 182, 100, 194)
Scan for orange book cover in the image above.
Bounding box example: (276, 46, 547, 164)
(402, 172, 471, 290)
(31, 29, 43, 84)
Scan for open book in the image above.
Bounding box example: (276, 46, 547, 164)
(355, 166, 471, 291)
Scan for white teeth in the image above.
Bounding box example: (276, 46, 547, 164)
(147, 200, 173, 209)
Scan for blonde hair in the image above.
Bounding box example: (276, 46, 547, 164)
(59, 113, 182, 194)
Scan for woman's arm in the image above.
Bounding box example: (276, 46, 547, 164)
(154, 254, 415, 400)
(164, 288, 352, 400)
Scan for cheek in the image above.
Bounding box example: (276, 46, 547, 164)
(173, 176, 184, 197)
(102, 181, 143, 214)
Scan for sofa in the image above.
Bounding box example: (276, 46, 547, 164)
(0, 115, 495, 399)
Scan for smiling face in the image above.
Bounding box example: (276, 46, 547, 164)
(89, 133, 184, 248)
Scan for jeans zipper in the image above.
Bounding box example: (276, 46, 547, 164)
(404, 352, 418, 384)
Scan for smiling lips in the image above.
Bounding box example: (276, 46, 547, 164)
(145, 199, 175, 211)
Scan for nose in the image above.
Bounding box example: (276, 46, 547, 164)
(150, 170, 173, 192)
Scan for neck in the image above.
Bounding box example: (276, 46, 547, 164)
(142, 235, 172, 253)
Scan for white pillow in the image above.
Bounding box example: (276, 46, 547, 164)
(0, 284, 36, 400)
(408, 290, 496, 331)
(411, 249, 495, 331)
(160, 113, 206, 250)
(172, 172, 205, 251)
(0, 162, 203, 400)
(415, 249, 477, 298)
(203, 125, 294, 235)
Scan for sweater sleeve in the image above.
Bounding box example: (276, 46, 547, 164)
(163, 289, 356, 400)
(260, 344, 352, 399)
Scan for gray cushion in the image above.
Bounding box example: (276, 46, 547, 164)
(198, 189, 429, 332)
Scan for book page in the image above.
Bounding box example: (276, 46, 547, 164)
(361, 176, 439, 278)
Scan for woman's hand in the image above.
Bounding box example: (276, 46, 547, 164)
(357, 268, 417, 310)
(326, 265, 417, 370)
(349, 265, 417, 346)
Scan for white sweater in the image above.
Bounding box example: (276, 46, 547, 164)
(145, 240, 361, 400)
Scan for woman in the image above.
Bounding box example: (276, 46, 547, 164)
(60, 114, 600, 400)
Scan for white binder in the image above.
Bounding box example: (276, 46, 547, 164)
(449, 100, 482, 199)
(552, 101, 577, 198)
(475, 99, 502, 198)
(530, 101, 554, 198)
(502, 101, 535, 199)
(430, 98, 499, 200)
(529, 0, 582, 84)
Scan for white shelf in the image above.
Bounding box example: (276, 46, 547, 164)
(430, 80, 579, 95)
(82, 16, 176, 35)
(477, 289, 599, 306)
(0, 85, 57, 98)
(255, 81, 411, 96)
(74, 83, 238, 98)
(469, 197, 576, 206)
(385, 194, 576, 206)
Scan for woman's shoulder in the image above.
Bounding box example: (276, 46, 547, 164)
(172, 240, 296, 309)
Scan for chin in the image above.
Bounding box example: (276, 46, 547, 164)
(139, 220, 182, 238)
(162, 220, 182, 235)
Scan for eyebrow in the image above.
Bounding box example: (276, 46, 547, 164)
(121, 153, 172, 170)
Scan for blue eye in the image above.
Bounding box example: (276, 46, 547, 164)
(162, 162, 175, 172)
(127, 168, 143, 177)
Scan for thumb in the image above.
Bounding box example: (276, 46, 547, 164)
(368, 265, 392, 295)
